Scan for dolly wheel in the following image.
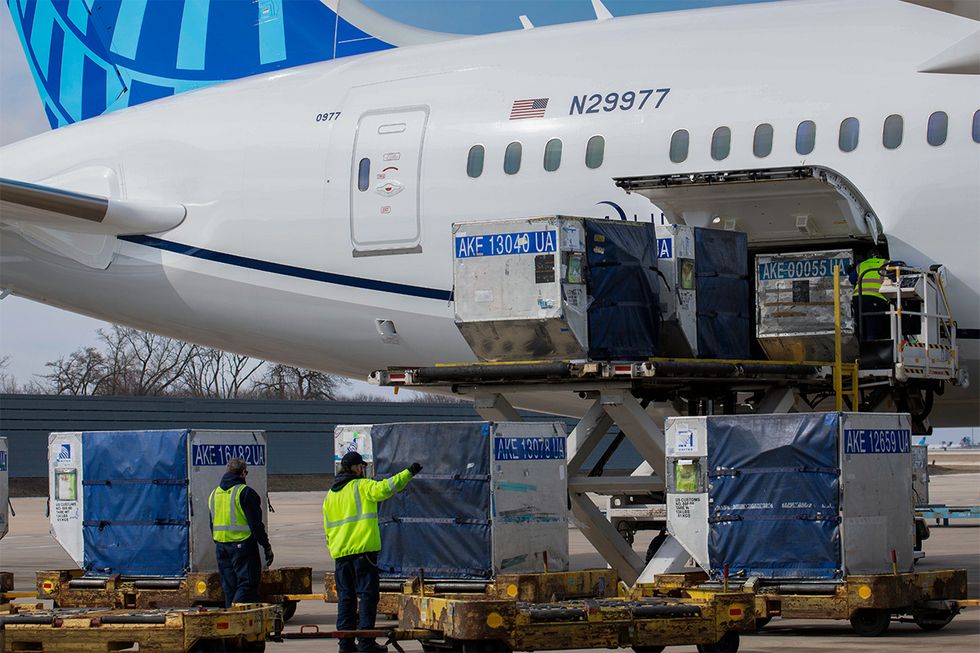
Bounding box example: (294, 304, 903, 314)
(755, 616, 772, 630)
(696, 631, 739, 653)
(280, 600, 298, 622)
(849, 608, 891, 637)
(913, 608, 956, 631)
(632, 646, 666, 653)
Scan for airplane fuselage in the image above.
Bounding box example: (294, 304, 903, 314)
(1, 0, 977, 423)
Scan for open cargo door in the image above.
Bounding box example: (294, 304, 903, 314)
(615, 167, 882, 247)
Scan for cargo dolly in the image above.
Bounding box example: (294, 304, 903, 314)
(915, 504, 980, 526)
(395, 590, 754, 652)
(0, 602, 282, 653)
(642, 568, 969, 637)
(35, 566, 312, 622)
(287, 577, 755, 652)
(324, 569, 621, 618)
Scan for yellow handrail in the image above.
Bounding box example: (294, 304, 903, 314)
(833, 264, 844, 411)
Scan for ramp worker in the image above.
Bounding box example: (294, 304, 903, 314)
(324, 452, 421, 653)
(851, 251, 890, 341)
(208, 457, 274, 607)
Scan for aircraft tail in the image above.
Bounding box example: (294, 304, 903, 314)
(5, 0, 455, 129)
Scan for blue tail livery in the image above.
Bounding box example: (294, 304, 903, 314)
(4, 0, 427, 128)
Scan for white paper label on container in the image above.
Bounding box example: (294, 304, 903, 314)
(475, 289, 493, 303)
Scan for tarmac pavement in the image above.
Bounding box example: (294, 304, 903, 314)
(2, 474, 977, 652)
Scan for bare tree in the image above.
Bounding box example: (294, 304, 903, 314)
(96, 326, 199, 396)
(0, 355, 20, 393)
(182, 348, 264, 399)
(252, 364, 348, 400)
(41, 347, 107, 395)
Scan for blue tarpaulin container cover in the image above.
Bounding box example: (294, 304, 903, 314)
(585, 220, 660, 360)
(82, 430, 190, 577)
(694, 228, 751, 359)
(706, 414, 841, 579)
(372, 423, 493, 579)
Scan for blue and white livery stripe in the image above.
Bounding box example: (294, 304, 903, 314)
(6, 0, 395, 128)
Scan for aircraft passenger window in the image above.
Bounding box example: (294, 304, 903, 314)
(883, 114, 903, 150)
(838, 117, 859, 152)
(357, 158, 370, 191)
(544, 138, 562, 172)
(669, 129, 689, 163)
(927, 111, 947, 146)
(585, 135, 604, 169)
(974, 110, 980, 143)
(796, 120, 816, 155)
(467, 145, 485, 178)
(504, 141, 522, 175)
(753, 124, 773, 158)
(711, 126, 731, 161)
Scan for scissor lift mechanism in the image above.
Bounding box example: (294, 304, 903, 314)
(371, 357, 853, 584)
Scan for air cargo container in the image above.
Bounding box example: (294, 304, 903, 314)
(654, 224, 751, 359)
(48, 430, 267, 577)
(452, 216, 661, 361)
(755, 249, 857, 361)
(664, 412, 914, 580)
(335, 421, 569, 579)
(0, 437, 8, 540)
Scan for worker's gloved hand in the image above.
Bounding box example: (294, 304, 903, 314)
(263, 545, 274, 569)
(408, 462, 423, 476)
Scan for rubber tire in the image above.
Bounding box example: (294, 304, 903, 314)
(696, 631, 739, 653)
(632, 646, 666, 653)
(755, 616, 772, 631)
(280, 599, 298, 622)
(850, 608, 891, 637)
(913, 609, 955, 631)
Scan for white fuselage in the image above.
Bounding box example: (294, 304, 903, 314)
(1, 0, 978, 423)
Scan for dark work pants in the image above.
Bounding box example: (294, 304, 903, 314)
(855, 295, 890, 341)
(215, 539, 262, 607)
(335, 551, 380, 651)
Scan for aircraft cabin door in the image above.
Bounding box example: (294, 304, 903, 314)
(350, 107, 428, 255)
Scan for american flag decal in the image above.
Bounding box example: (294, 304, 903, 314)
(510, 98, 549, 120)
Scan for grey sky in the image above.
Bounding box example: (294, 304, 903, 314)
(0, 8, 108, 386)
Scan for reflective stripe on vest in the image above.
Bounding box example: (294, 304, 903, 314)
(323, 480, 378, 529)
(210, 484, 251, 543)
(858, 258, 887, 301)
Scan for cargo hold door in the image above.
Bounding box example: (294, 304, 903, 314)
(350, 107, 428, 256)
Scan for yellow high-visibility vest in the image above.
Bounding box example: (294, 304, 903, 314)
(857, 258, 887, 302)
(323, 470, 412, 559)
(210, 484, 251, 543)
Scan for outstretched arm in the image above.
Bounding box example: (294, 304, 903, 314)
(361, 468, 414, 503)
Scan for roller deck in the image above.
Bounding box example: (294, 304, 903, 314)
(642, 568, 969, 637)
(35, 566, 311, 621)
(0, 603, 282, 653)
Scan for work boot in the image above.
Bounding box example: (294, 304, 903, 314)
(357, 640, 387, 653)
(338, 636, 357, 653)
